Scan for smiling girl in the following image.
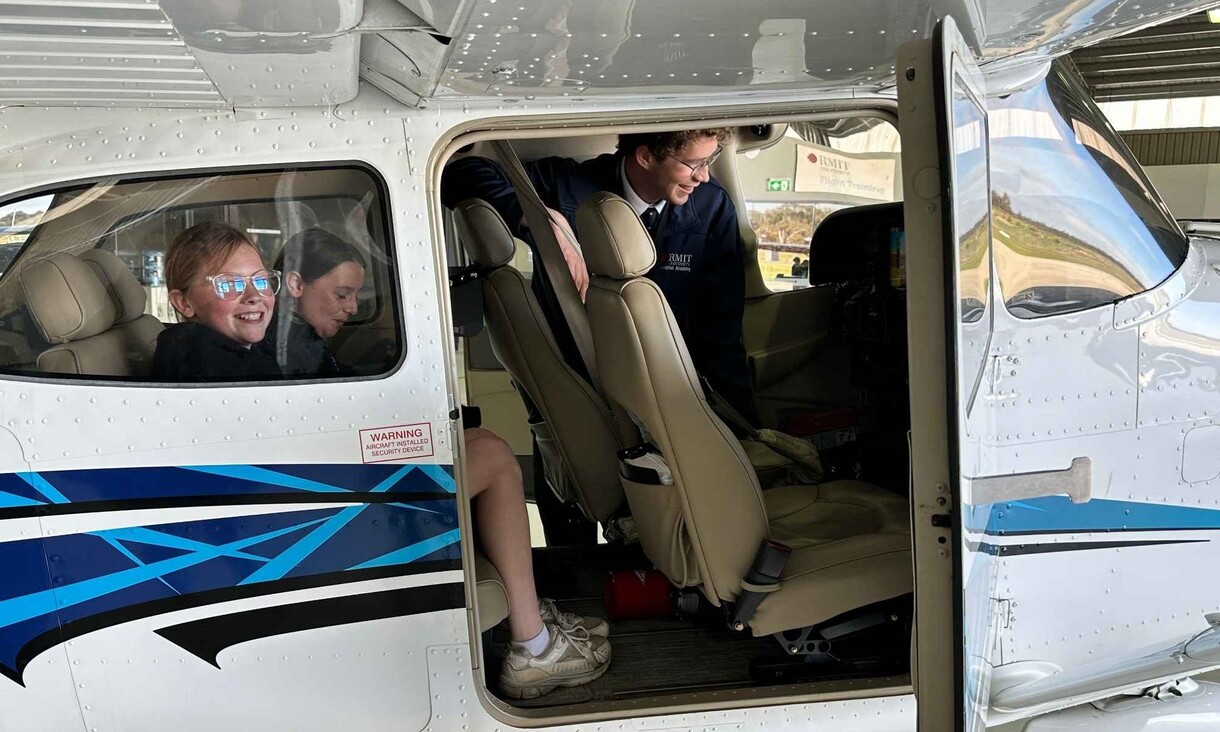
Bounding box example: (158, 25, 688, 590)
(152, 222, 282, 382)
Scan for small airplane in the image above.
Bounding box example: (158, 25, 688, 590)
(0, 1, 1218, 730)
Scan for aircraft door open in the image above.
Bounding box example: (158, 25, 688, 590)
(898, 15, 995, 732)
(899, 20, 1199, 732)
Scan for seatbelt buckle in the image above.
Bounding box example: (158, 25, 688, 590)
(728, 539, 791, 631)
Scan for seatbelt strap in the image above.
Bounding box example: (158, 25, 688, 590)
(489, 140, 641, 447)
(489, 139, 600, 386)
(699, 374, 759, 439)
(703, 375, 826, 481)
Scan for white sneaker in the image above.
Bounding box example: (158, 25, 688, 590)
(539, 598, 609, 638)
(500, 621, 612, 700)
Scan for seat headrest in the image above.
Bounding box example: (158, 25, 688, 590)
(78, 249, 147, 324)
(454, 199, 517, 268)
(21, 253, 115, 344)
(576, 192, 656, 280)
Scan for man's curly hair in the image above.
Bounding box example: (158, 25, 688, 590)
(617, 128, 732, 161)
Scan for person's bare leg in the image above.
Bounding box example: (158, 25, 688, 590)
(464, 427, 544, 642)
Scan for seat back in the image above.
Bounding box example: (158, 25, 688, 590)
(21, 252, 128, 375)
(78, 249, 164, 377)
(579, 192, 768, 603)
(453, 199, 626, 524)
(807, 201, 904, 287)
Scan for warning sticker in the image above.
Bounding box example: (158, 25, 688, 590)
(359, 422, 434, 464)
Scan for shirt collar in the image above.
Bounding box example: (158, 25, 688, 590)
(619, 159, 665, 216)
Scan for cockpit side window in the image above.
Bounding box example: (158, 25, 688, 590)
(0, 165, 401, 382)
(988, 60, 1188, 319)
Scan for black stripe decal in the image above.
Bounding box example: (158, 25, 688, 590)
(0, 491, 455, 521)
(986, 526, 1220, 537)
(155, 583, 465, 667)
(973, 538, 1206, 556)
(4, 558, 461, 686)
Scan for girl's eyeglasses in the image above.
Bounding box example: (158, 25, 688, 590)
(202, 270, 282, 300)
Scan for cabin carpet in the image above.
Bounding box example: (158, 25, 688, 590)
(483, 596, 791, 707)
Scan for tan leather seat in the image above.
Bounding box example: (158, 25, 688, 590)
(577, 191, 912, 636)
(22, 252, 125, 375)
(475, 552, 509, 633)
(21, 251, 163, 377)
(453, 199, 628, 525)
(78, 250, 164, 376)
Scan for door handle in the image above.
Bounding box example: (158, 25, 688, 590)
(965, 456, 1091, 506)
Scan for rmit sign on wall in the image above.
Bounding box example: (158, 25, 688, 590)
(794, 142, 898, 202)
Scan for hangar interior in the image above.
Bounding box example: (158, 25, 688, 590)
(1075, 8, 1220, 219)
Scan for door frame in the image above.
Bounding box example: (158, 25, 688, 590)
(897, 15, 991, 731)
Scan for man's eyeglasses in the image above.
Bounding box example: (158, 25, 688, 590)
(202, 270, 282, 300)
(668, 147, 722, 178)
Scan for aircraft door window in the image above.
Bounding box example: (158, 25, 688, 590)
(949, 65, 993, 418)
(0, 166, 401, 381)
(988, 60, 1189, 319)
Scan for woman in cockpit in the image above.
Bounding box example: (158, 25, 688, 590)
(262, 227, 364, 378)
(269, 228, 612, 700)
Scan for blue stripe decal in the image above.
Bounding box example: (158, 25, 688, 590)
(0, 462, 461, 683)
(182, 465, 350, 494)
(388, 501, 443, 515)
(351, 529, 462, 570)
(416, 464, 457, 493)
(17, 472, 67, 504)
(980, 496, 1220, 535)
(0, 463, 457, 508)
(98, 534, 179, 596)
(371, 465, 414, 493)
(0, 492, 42, 508)
(106, 526, 269, 562)
(0, 520, 323, 627)
(240, 506, 365, 585)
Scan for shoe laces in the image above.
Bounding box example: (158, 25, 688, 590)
(550, 620, 595, 663)
(540, 598, 582, 629)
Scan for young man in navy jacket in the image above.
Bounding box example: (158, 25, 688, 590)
(442, 128, 759, 426)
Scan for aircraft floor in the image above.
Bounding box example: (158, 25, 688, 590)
(481, 543, 795, 707)
(483, 597, 793, 707)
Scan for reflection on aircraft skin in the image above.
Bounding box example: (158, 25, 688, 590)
(1138, 241, 1220, 427)
(988, 65, 1182, 320)
(438, 0, 1208, 98)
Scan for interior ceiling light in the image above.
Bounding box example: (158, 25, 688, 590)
(1210, 8, 1220, 23)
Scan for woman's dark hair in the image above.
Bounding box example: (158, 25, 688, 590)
(275, 228, 366, 282)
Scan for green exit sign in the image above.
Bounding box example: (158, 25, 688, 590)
(767, 178, 791, 192)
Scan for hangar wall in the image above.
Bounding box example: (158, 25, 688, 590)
(1123, 129, 1220, 220)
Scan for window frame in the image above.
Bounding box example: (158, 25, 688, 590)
(0, 160, 406, 388)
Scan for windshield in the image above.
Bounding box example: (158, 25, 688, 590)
(987, 60, 1188, 319)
